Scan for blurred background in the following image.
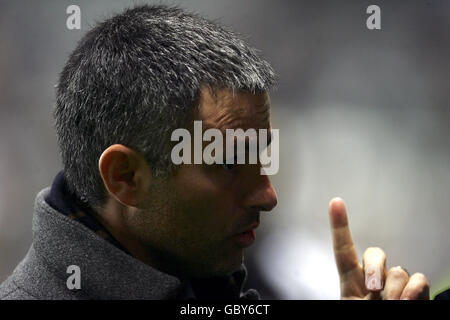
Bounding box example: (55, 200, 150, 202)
(0, 0, 448, 299)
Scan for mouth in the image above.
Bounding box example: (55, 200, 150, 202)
(233, 223, 259, 248)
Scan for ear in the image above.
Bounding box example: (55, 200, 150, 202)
(98, 144, 150, 207)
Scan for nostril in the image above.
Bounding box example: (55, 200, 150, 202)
(266, 199, 277, 212)
(249, 205, 266, 213)
(262, 189, 278, 212)
(245, 182, 278, 212)
(251, 194, 277, 212)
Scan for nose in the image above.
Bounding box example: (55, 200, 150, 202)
(245, 176, 278, 212)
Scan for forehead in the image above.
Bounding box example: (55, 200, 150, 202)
(196, 87, 271, 131)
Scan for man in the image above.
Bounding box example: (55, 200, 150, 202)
(0, 5, 429, 300)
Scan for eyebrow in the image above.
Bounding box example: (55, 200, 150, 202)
(199, 123, 273, 152)
(232, 132, 273, 154)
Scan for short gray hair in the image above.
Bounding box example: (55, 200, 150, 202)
(54, 4, 275, 208)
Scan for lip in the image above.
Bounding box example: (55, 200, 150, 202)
(233, 223, 259, 248)
(233, 229, 256, 247)
(238, 222, 260, 234)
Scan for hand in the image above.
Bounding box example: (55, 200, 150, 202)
(328, 197, 430, 300)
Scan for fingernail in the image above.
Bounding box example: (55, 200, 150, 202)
(401, 297, 410, 300)
(366, 271, 383, 291)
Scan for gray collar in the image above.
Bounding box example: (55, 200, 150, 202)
(31, 187, 184, 299)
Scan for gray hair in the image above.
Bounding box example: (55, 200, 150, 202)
(54, 4, 275, 208)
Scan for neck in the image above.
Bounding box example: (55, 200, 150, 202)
(94, 199, 189, 279)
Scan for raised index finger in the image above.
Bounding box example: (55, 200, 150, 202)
(329, 197, 360, 277)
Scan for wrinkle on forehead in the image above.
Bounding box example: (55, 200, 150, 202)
(197, 86, 271, 132)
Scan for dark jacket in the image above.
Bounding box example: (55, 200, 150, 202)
(0, 174, 258, 300)
(434, 288, 450, 300)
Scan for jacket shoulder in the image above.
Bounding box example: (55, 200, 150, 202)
(0, 276, 37, 300)
(0, 245, 83, 300)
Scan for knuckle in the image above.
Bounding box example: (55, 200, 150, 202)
(402, 273, 430, 299)
(388, 266, 408, 279)
(363, 246, 386, 262)
(412, 273, 429, 287)
(335, 243, 356, 254)
(366, 246, 381, 253)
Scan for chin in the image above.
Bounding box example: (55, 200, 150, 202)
(212, 250, 244, 276)
(188, 247, 244, 278)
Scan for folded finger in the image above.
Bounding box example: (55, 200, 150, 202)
(400, 273, 430, 300)
(362, 247, 387, 291)
(384, 266, 409, 300)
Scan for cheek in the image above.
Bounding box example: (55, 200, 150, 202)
(173, 165, 238, 234)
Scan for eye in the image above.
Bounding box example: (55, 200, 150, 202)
(222, 163, 235, 170)
(222, 155, 238, 171)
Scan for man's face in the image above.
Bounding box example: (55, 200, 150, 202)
(134, 87, 278, 279)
